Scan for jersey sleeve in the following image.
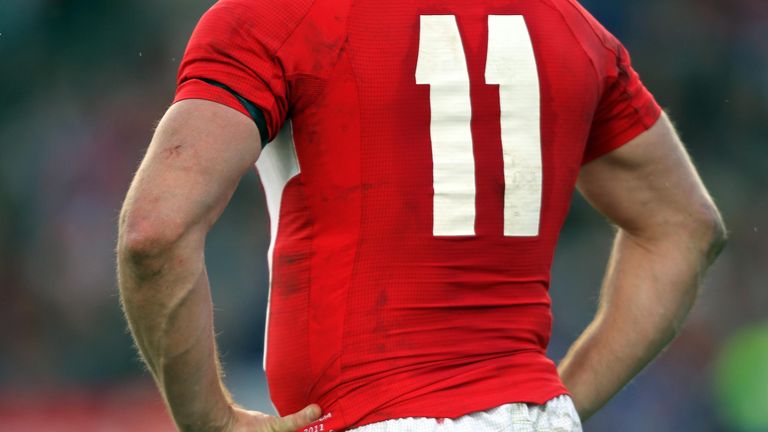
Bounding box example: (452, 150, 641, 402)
(583, 40, 662, 164)
(173, 0, 289, 142)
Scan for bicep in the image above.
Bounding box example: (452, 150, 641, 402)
(122, 100, 261, 243)
(577, 113, 717, 239)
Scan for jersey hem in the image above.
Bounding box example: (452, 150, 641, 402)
(310, 351, 569, 431)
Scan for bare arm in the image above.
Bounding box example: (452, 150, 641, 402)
(117, 100, 319, 432)
(558, 113, 726, 420)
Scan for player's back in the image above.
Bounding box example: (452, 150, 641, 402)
(175, 0, 660, 430)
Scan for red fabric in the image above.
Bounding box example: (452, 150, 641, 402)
(174, 0, 315, 140)
(570, 0, 663, 163)
(175, 0, 661, 431)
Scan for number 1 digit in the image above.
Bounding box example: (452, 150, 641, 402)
(415, 15, 476, 236)
(417, 15, 542, 237)
(486, 15, 542, 237)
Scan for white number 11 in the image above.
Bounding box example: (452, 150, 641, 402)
(416, 15, 542, 237)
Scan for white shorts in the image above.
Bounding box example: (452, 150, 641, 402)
(348, 395, 582, 432)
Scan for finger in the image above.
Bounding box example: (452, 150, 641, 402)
(272, 404, 321, 431)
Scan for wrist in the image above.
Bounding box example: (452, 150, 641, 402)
(167, 379, 234, 432)
(175, 403, 235, 432)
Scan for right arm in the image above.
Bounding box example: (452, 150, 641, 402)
(558, 114, 726, 420)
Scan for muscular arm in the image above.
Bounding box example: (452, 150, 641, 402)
(558, 113, 726, 420)
(117, 100, 319, 431)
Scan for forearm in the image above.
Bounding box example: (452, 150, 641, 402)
(558, 227, 724, 420)
(118, 233, 232, 431)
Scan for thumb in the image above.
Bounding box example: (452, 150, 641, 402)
(274, 404, 322, 431)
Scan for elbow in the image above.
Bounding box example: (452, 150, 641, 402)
(691, 202, 727, 263)
(706, 211, 727, 263)
(637, 200, 727, 264)
(117, 208, 187, 276)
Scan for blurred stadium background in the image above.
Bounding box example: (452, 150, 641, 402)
(0, 0, 766, 430)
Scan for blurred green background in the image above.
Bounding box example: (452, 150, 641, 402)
(0, 0, 766, 430)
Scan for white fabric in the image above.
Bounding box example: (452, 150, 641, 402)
(486, 15, 543, 237)
(254, 121, 300, 370)
(415, 15, 476, 236)
(348, 395, 582, 432)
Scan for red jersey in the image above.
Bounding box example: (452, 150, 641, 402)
(174, 0, 661, 430)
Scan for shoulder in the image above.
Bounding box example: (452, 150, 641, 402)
(540, 0, 623, 70)
(551, 0, 621, 49)
(197, 0, 319, 53)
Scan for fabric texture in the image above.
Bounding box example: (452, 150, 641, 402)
(349, 396, 582, 432)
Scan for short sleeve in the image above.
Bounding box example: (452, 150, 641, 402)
(173, 0, 288, 141)
(583, 41, 662, 164)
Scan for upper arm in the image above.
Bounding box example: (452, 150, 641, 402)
(121, 0, 300, 251)
(577, 113, 722, 240)
(574, 14, 722, 240)
(119, 100, 261, 252)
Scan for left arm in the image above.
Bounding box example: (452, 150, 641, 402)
(117, 100, 319, 431)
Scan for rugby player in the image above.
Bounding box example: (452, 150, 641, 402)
(117, 0, 726, 430)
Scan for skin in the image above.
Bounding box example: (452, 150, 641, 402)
(117, 99, 320, 432)
(117, 99, 723, 430)
(558, 112, 726, 420)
